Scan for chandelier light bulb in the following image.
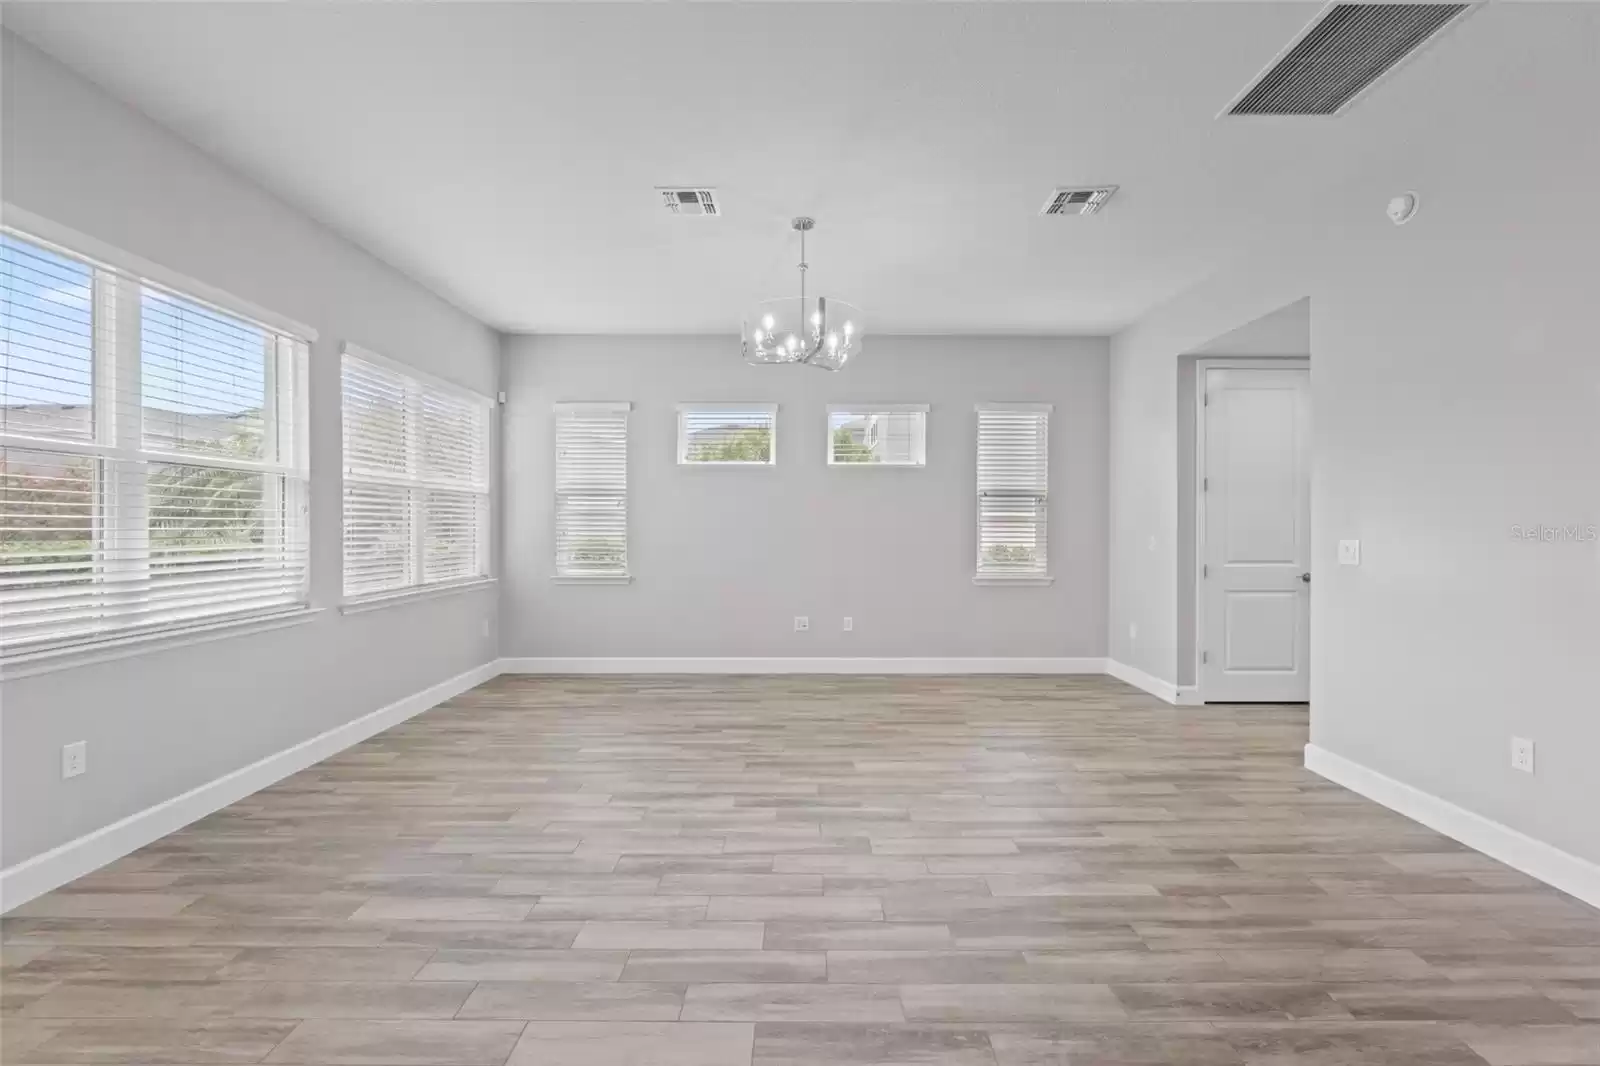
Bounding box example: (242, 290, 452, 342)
(843, 321, 854, 336)
(811, 311, 821, 327)
(752, 328, 764, 342)
(786, 334, 798, 351)
(762, 314, 775, 331)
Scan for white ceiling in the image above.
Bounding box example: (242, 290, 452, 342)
(2, 2, 1474, 334)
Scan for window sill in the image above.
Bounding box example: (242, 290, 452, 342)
(340, 578, 497, 615)
(973, 574, 1055, 586)
(552, 574, 634, 585)
(0, 607, 325, 681)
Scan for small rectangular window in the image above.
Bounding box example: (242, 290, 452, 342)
(554, 402, 630, 580)
(677, 403, 777, 465)
(341, 345, 492, 599)
(975, 403, 1051, 581)
(827, 405, 928, 466)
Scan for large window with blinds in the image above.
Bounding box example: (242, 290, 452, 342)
(0, 228, 310, 654)
(341, 345, 492, 598)
(554, 402, 629, 581)
(677, 403, 776, 465)
(975, 403, 1052, 582)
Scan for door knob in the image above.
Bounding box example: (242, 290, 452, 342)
(1299, 572, 1311, 584)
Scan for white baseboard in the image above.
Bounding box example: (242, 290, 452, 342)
(0, 660, 500, 914)
(498, 657, 1108, 675)
(1304, 743, 1600, 911)
(1104, 659, 1181, 703)
(1175, 685, 1202, 706)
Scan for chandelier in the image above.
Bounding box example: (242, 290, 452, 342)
(742, 217, 862, 371)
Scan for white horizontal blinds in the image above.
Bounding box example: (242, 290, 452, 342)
(976, 404, 1050, 577)
(0, 449, 100, 646)
(420, 388, 489, 585)
(678, 404, 775, 464)
(828, 406, 927, 465)
(422, 490, 482, 583)
(341, 356, 409, 478)
(0, 228, 309, 652)
(555, 403, 628, 578)
(341, 347, 490, 598)
(140, 287, 268, 461)
(0, 234, 96, 441)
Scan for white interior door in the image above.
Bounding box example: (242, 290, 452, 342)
(1200, 366, 1311, 703)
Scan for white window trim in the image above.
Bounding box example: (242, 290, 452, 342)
(974, 401, 1053, 585)
(826, 403, 929, 467)
(0, 607, 324, 681)
(1, 220, 314, 659)
(676, 402, 778, 466)
(338, 576, 497, 615)
(2, 204, 318, 342)
(972, 574, 1056, 587)
(340, 343, 495, 605)
(554, 401, 631, 583)
(553, 573, 634, 586)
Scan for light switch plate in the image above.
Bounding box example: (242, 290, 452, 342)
(842, 617, 853, 632)
(1511, 737, 1535, 774)
(1338, 539, 1361, 566)
(62, 741, 87, 779)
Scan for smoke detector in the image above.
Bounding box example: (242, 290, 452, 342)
(1387, 191, 1421, 225)
(658, 188, 719, 216)
(1040, 186, 1119, 217)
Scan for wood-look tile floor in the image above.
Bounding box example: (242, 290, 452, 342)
(5, 676, 1599, 1065)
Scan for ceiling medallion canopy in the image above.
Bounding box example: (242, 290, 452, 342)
(742, 217, 862, 372)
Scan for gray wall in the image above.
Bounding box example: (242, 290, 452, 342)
(1, 34, 500, 869)
(502, 335, 1108, 660)
(1109, 3, 1599, 864)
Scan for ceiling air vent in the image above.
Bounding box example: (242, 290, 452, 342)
(1040, 186, 1118, 217)
(1228, 3, 1473, 117)
(658, 188, 719, 216)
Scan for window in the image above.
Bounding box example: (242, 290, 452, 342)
(828, 405, 928, 466)
(677, 403, 776, 465)
(0, 228, 309, 654)
(554, 402, 629, 581)
(975, 403, 1052, 582)
(341, 345, 492, 599)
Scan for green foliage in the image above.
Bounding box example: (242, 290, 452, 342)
(688, 427, 771, 463)
(982, 544, 1038, 566)
(0, 453, 95, 579)
(149, 463, 262, 551)
(831, 426, 871, 463)
(149, 431, 264, 553)
(565, 536, 625, 571)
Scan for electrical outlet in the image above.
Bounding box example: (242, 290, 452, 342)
(1511, 737, 1535, 774)
(1338, 539, 1361, 566)
(842, 617, 853, 632)
(1129, 622, 1138, 641)
(793, 616, 809, 632)
(62, 741, 87, 779)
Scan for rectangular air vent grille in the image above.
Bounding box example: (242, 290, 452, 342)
(1229, 3, 1471, 116)
(1040, 185, 1118, 216)
(658, 188, 719, 216)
